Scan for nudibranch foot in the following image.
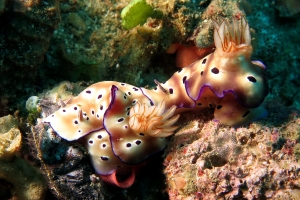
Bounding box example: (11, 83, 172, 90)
(99, 167, 136, 188)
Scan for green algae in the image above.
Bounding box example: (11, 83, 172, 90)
(121, 0, 161, 30)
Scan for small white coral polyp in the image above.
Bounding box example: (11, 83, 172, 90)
(129, 101, 179, 137)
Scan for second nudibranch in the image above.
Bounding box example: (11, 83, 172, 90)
(145, 17, 268, 125)
(43, 17, 268, 188)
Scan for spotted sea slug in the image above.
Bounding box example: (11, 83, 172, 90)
(43, 17, 268, 188)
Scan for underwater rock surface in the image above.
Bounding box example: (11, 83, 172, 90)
(164, 102, 300, 199)
(0, 0, 60, 116)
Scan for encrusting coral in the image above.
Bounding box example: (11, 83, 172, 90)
(0, 115, 20, 160)
(0, 115, 47, 200)
(42, 17, 269, 188)
(164, 102, 300, 199)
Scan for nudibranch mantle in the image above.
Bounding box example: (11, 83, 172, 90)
(43, 17, 268, 188)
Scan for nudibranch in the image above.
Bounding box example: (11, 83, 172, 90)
(43, 17, 268, 188)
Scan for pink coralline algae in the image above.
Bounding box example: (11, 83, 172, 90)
(43, 17, 268, 188)
(164, 103, 300, 199)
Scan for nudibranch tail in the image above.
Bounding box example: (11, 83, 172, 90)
(213, 17, 251, 53)
(129, 101, 179, 137)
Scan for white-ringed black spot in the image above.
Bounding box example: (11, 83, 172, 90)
(74, 107, 78, 110)
(126, 107, 130, 110)
(96, 114, 99, 118)
(100, 156, 109, 161)
(132, 100, 137, 104)
(102, 144, 106, 148)
(86, 117, 89, 120)
(97, 135, 102, 139)
(86, 90, 91, 94)
(139, 133, 145, 136)
(247, 76, 257, 83)
(211, 67, 219, 74)
(135, 140, 142, 145)
(100, 105, 103, 110)
(121, 83, 125, 86)
(202, 58, 207, 64)
(78, 130, 81, 133)
(83, 112, 87, 116)
(88, 140, 93, 144)
(127, 111, 130, 116)
(92, 110, 95, 115)
(128, 92, 131, 95)
(124, 95, 127, 99)
(125, 125, 128, 129)
(118, 118, 124, 122)
(150, 101, 154, 106)
(197, 103, 202, 106)
(51, 115, 54, 117)
(132, 87, 139, 91)
(242, 110, 250, 117)
(98, 94, 102, 99)
(169, 88, 173, 94)
(201, 71, 204, 76)
(216, 105, 222, 109)
(154, 87, 157, 90)
(177, 68, 182, 73)
(74, 120, 78, 124)
(126, 143, 132, 147)
(182, 76, 187, 84)
(63, 109, 66, 112)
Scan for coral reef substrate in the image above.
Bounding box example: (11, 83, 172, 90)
(164, 102, 300, 199)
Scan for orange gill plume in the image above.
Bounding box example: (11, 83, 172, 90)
(213, 17, 251, 53)
(129, 101, 180, 137)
